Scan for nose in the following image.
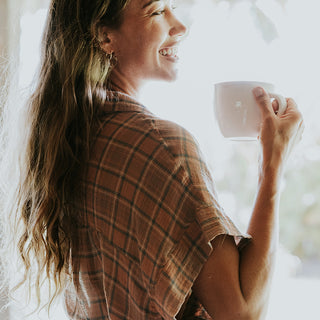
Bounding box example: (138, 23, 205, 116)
(169, 14, 187, 38)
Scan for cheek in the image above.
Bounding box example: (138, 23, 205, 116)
(116, 23, 166, 66)
(130, 40, 161, 66)
(139, 24, 166, 53)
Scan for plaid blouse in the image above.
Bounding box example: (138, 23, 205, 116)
(64, 91, 250, 320)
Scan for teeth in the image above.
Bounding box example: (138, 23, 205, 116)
(159, 47, 178, 57)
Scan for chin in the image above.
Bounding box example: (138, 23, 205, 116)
(158, 69, 179, 82)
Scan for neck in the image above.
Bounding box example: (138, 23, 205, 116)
(109, 69, 143, 100)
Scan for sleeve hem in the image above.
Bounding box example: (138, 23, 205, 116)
(150, 215, 251, 319)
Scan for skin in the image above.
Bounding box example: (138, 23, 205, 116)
(100, 1, 305, 319)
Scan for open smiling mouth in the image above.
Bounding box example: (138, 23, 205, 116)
(159, 47, 179, 60)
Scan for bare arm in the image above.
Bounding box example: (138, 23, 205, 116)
(192, 87, 304, 320)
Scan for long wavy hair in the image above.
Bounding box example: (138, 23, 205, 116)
(0, 0, 130, 312)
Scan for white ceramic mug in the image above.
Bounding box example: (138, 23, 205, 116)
(214, 81, 287, 140)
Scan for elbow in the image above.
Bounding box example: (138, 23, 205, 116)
(210, 294, 268, 320)
(220, 301, 266, 320)
(238, 303, 267, 320)
(200, 297, 267, 320)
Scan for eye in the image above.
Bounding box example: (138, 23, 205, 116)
(152, 9, 166, 16)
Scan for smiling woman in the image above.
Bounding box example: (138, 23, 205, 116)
(0, 1, 310, 320)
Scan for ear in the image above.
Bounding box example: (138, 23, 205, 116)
(97, 26, 115, 54)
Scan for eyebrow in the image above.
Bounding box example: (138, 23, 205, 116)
(142, 0, 161, 9)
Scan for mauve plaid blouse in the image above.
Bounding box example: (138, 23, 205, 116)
(64, 91, 249, 319)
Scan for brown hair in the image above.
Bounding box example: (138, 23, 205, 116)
(0, 0, 130, 312)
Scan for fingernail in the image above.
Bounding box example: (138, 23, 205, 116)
(253, 87, 264, 98)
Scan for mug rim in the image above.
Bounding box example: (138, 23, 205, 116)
(215, 80, 274, 88)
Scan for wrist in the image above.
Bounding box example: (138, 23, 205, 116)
(258, 160, 284, 189)
(259, 145, 286, 178)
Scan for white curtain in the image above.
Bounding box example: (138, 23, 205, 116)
(0, 2, 48, 318)
(0, 0, 49, 71)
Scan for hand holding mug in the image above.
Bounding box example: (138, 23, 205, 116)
(214, 81, 288, 140)
(253, 87, 304, 170)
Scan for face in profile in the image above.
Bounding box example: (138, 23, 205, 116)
(102, 0, 187, 93)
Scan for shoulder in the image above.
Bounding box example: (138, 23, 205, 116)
(96, 106, 201, 163)
(94, 97, 206, 187)
(146, 116, 208, 187)
(97, 91, 200, 160)
(147, 116, 201, 162)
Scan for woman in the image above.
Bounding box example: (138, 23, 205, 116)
(0, 0, 304, 319)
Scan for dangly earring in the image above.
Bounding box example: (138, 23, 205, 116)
(102, 37, 115, 61)
(105, 51, 117, 69)
(106, 51, 114, 59)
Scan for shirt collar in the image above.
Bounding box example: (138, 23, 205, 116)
(100, 90, 153, 115)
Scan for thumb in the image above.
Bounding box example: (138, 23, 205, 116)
(252, 87, 274, 117)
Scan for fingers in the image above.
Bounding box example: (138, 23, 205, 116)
(280, 97, 304, 147)
(253, 88, 299, 119)
(284, 98, 303, 123)
(286, 97, 298, 110)
(252, 87, 274, 117)
(272, 99, 279, 114)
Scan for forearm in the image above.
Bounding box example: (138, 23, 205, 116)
(239, 165, 283, 318)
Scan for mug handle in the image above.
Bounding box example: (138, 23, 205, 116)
(269, 93, 287, 115)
